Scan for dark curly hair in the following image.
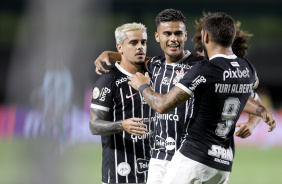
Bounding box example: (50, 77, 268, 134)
(192, 12, 253, 58)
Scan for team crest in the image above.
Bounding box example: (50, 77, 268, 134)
(173, 68, 187, 85)
(117, 162, 131, 176)
(92, 87, 100, 99)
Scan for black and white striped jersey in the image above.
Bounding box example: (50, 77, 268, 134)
(91, 62, 153, 183)
(146, 51, 203, 161)
(176, 54, 258, 172)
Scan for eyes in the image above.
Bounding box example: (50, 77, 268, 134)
(163, 31, 183, 37)
(129, 40, 147, 46)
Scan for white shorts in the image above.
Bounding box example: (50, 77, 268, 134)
(162, 151, 230, 184)
(147, 158, 170, 184)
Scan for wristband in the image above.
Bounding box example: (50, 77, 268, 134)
(138, 84, 150, 93)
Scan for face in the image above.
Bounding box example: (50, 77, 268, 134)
(155, 21, 187, 61)
(117, 30, 147, 65)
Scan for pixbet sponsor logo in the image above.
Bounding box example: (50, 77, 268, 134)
(99, 87, 111, 101)
(116, 77, 128, 86)
(154, 136, 175, 150)
(223, 67, 250, 81)
(136, 158, 149, 173)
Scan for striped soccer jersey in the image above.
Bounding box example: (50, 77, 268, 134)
(176, 54, 258, 172)
(91, 62, 153, 183)
(146, 51, 203, 161)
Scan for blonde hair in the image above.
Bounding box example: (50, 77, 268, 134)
(115, 22, 147, 44)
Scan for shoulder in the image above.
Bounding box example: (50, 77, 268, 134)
(148, 55, 165, 65)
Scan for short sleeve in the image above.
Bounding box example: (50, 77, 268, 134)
(176, 61, 208, 96)
(91, 74, 115, 112)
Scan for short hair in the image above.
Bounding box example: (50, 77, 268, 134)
(193, 12, 253, 57)
(155, 9, 186, 28)
(115, 23, 147, 44)
(203, 12, 236, 47)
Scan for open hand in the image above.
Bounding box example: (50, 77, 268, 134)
(121, 118, 148, 136)
(128, 72, 150, 91)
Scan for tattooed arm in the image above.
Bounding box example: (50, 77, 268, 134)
(243, 97, 276, 132)
(89, 107, 148, 136)
(128, 72, 191, 114)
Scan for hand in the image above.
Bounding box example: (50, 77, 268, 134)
(261, 109, 276, 132)
(94, 51, 112, 75)
(121, 118, 148, 136)
(235, 122, 254, 138)
(128, 72, 150, 91)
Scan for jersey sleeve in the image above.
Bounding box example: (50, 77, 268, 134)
(176, 61, 208, 96)
(90, 74, 115, 112)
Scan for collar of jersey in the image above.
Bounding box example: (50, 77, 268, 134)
(209, 54, 237, 61)
(165, 50, 191, 66)
(115, 62, 133, 77)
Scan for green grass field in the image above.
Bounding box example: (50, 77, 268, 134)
(0, 139, 281, 184)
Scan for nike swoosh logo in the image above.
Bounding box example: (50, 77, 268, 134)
(154, 73, 162, 77)
(126, 93, 137, 99)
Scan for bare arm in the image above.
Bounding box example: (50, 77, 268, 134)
(243, 96, 276, 132)
(236, 94, 263, 138)
(89, 107, 147, 136)
(94, 51, 151, 75)
(128, 72, 191, 114)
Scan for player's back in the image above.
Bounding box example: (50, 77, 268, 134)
(177, 54, 257, 172)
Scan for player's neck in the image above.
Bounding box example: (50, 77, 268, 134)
(207, 45, 234, 59)
(120, 60, 144, 74)
(165, 51, 185, 64)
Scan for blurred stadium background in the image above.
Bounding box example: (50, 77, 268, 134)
(0, 0, 281, 183)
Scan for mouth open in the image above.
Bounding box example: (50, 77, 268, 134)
(168, 45, 179, 51)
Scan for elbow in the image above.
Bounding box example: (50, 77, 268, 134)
(89, 121, 98, 135)
(156, 106, 170, 114)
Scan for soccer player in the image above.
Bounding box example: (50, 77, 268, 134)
(128, 12, 276, 184)
(93, 9, 270, 184)
(193, 12, 262, 139)
(89, 23, 154, 184)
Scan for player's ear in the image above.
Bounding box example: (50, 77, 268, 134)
(155, 32, 160, 42)
(184, 31, 187, 41)
(204, 32, 209, 44)
(116, 44, 123, 55)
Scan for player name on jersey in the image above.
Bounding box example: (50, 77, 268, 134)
(215, 83, 253, 93)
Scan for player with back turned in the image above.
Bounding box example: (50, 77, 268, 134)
(89, 23, 154, 184)
(128, 12, 276, 184)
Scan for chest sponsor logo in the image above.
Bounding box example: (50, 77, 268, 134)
(99, 87, 111, 101)
(161, 77, 170, 85)
(176, 63, 193, 70)
(173, 68, 187, 85)
(136, 158, 149, 173)
(117, 162, 131, 176)
(92, 87, 100, 99)
(188, 75, 206, 91)
(131, 130, 154, 142)
(208, 145, 233, 165)
(223, 67, 250, 81)
(126, 93, 137, 99)
(116, 77, 128, 86)
(155, 112, 179, 121)
(154, 136, 175, 151)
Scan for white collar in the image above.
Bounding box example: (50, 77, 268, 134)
(209, 54, 237, 60)
(166, 50, 191, 66)
(115, 62, 133, 77)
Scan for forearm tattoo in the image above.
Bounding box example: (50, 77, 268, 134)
(142, 87, 190, 113)
(256, 105, 266, 117)
(89, 108, 123, 135)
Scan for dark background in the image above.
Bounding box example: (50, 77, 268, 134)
(1, 0, 281, 108)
